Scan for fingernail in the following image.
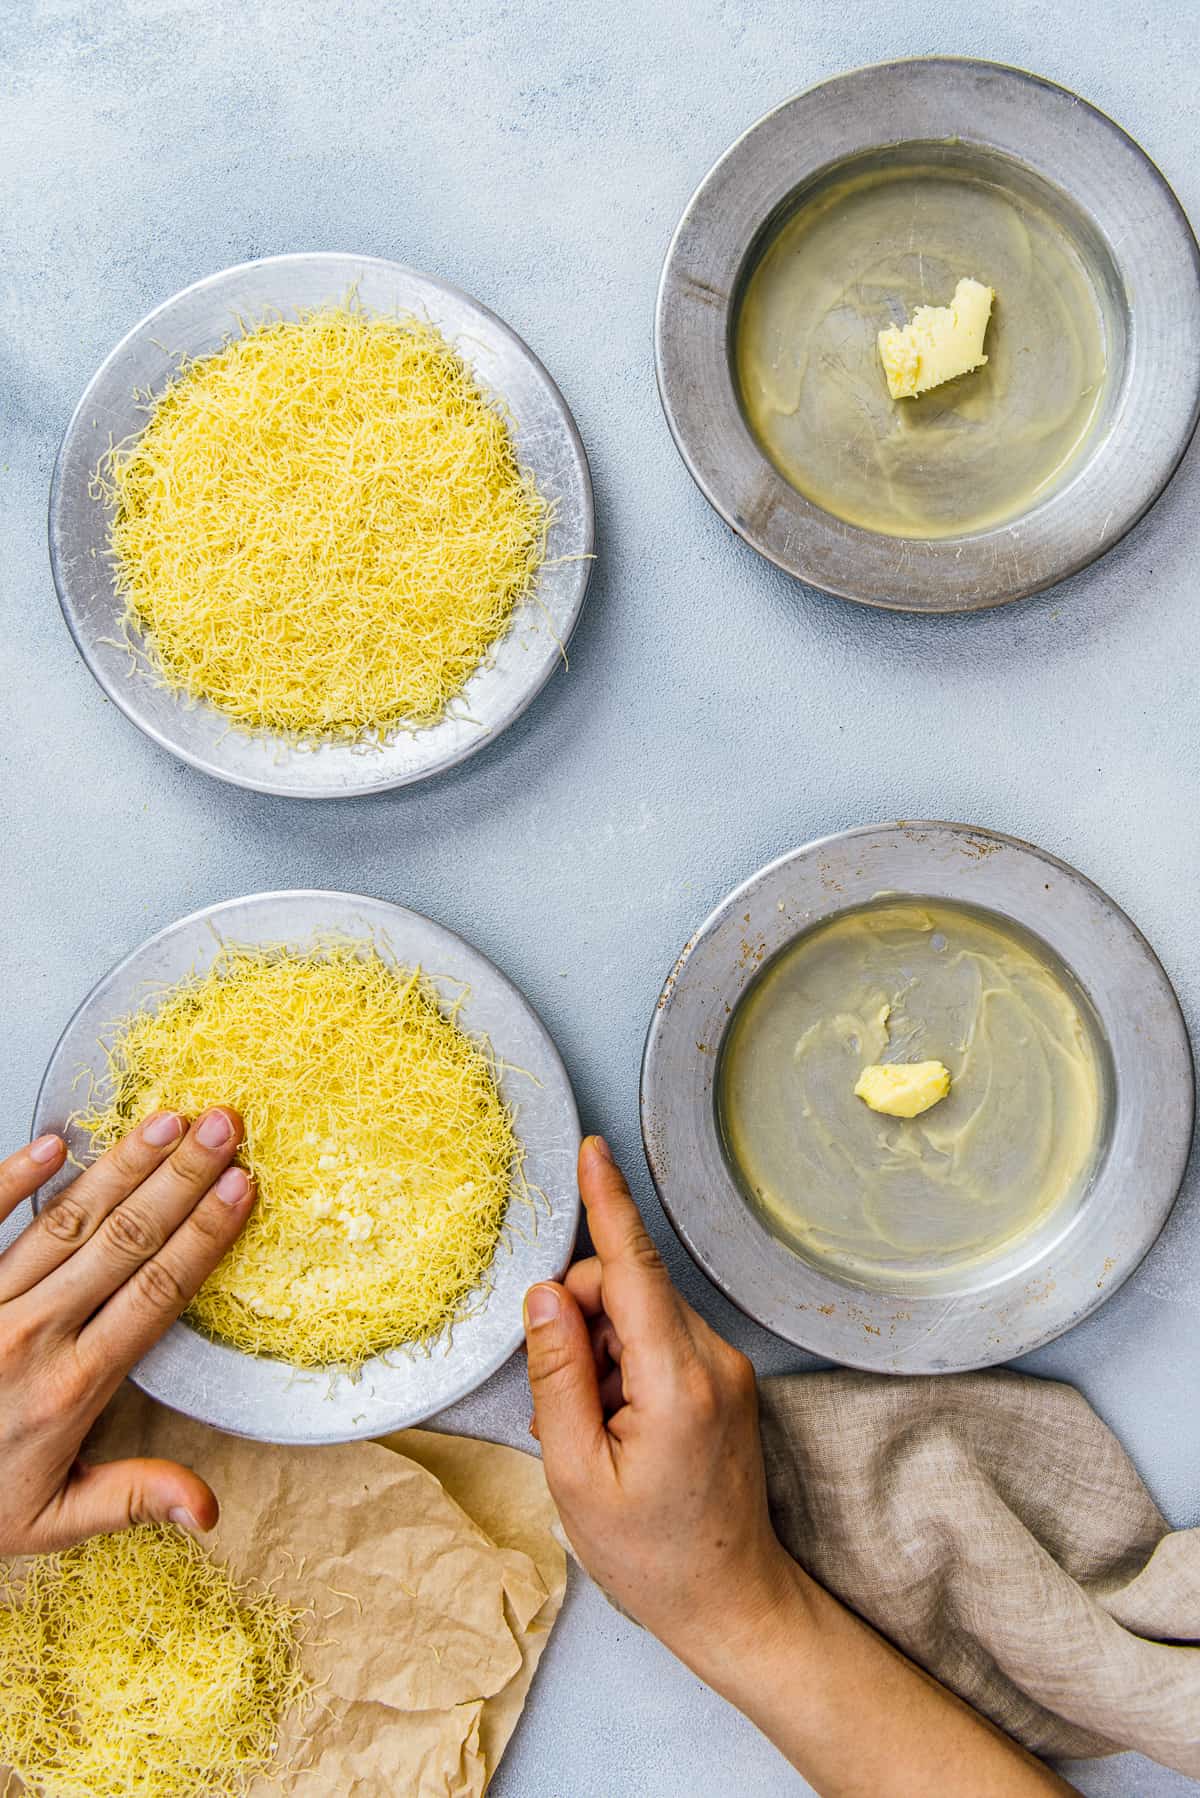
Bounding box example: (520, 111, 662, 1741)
(142, 1112, 184, 1147)
(168, 1506, 203, 1535)
(29, 1134, 63, 1165)
(197, 1110, 234, 1149)
(525, 1284, 560, 1328)
(587, 1135, 613, 1163)
(214, 1166, 249, 1205)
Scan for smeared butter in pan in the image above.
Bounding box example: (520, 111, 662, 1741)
(735, 163, 1107, 538)
(718, 901, 1105, 1287)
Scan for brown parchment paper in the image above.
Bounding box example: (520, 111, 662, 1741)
(384, 1427, 566, 1781)
(4, 1385, 566, 1798)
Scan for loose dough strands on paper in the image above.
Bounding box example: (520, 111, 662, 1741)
(94, 304, 551, 742)
(0, 1525, 308, 1798)
(77, 940, 525, 1369)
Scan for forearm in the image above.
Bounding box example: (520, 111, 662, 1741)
(677, 1551, 1078, 1798)
(525, 1144, 1078, 1794)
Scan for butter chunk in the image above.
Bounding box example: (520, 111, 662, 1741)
(854, 1060, 951, 1119)
(878, 278, 994, 400)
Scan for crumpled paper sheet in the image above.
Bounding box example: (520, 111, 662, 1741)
(5, 1384, 565, 1798)
(382, 1426, 566, 1783)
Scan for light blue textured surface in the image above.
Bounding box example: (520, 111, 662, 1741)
(2, 3, 1197, 1793)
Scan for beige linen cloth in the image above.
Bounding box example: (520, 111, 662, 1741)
(759, 1369, 1200, 1776)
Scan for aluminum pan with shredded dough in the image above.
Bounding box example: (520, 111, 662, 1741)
(49, 253, 594, 797)
(32, 891, 582, 1445)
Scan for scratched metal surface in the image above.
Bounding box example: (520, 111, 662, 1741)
(642, 822, 1194, 1371)
(656, 58, 1200, 610)
(1, 3, 1197, 1793)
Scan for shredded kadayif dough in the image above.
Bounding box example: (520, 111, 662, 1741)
(0, 1525, 306, 1798)
(95, 305, 550, 741)
(77, 940, 522, 1369)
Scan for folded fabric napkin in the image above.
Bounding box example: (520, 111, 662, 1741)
(758, 1370, 1200, 1777)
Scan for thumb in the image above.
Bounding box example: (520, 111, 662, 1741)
(524, 1282, 606, 1476)
(42, 1457, 220, 1550)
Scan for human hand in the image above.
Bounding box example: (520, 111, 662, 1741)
(523, 1135, 801, 1683)
(0, 1110, 255, 1553)
(525, 1140, 1081, 1798)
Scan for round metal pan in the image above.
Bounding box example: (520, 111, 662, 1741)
(641, 822, 1193, 1372)
(33, 890, 581, 1443)
(656, 59, 1200, 610)
(50, 253, 594, 796)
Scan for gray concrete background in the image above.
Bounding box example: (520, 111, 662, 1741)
(2, 2, 1197, 1792)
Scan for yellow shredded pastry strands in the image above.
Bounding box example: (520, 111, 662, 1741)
(0, 1525, 306, 1798)
(78, 940, 522, 1368)
(95, 305, 551, 740)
